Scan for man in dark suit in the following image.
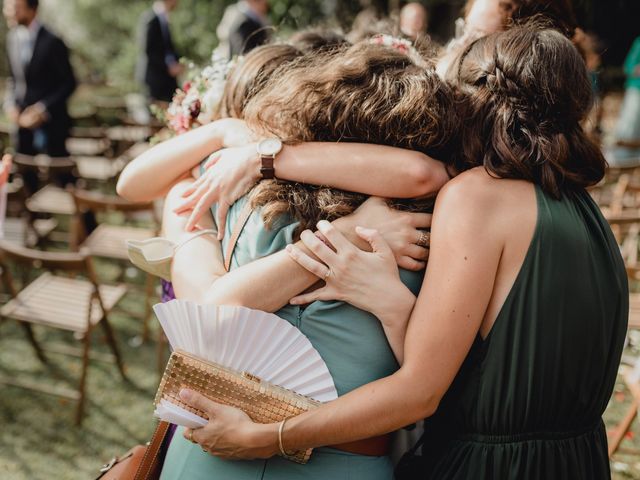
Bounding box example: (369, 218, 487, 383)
(228, 0, 270, 58)
(137, 0, 183, 103)
(3, 0, 76, 159)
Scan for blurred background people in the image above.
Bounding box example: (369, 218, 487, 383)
(399, 2, 428, 42)
(2, 0, 76, 166)
(137, 0, 183, 104)
(614, 35, 640, 160)
(228, 0, 270, 57)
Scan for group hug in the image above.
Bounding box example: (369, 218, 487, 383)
(116, 0, 629, 478)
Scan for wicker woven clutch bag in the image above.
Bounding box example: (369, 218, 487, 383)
(155, 349, 321, 464)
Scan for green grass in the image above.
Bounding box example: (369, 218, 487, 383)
(1, 258, 640, 479)
(0, 260, 164, 480)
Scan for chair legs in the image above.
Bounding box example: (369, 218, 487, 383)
(75, 330, 92, 425)
(20, 322, 47, 364)
(142, 273, 154, 342)
(608, 400, 638, 457)
(100, 317, 127, 380)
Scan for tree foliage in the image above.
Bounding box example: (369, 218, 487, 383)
(35, 0, 353, 91)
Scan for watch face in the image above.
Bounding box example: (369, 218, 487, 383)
(258, 138, 283, 156)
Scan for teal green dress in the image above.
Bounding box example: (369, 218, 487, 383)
(419, 185, 628, 479)
(160, 195, 424, 479)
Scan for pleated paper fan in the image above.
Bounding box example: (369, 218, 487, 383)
(153, 300, 338, 403)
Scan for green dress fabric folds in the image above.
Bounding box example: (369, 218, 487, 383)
(160, 195, 424, 480)
(421, 185, 628, 479)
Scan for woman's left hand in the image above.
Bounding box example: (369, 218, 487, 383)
(286, 220, 415, 326)
(180, 389, 278, 460)
(173, 144, 260, 237)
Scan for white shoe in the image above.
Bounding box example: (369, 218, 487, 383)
(127, 229, 217, 281)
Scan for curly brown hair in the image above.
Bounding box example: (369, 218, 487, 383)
(243, 41, 462, 231)
(447, 23, 605, 197)
(218, 44, 303, 120)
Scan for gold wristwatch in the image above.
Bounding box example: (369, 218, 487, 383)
(256, 138, 282, 180)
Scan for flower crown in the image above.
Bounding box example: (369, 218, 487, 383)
(158, 52, 237, 136)
(368, 34, 426, 67)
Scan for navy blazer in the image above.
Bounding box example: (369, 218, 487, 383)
(137, 9, 178, 102)
(6, 24, 76, 119)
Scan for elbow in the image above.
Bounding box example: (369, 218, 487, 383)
(116, 172, 147, 202)
(418, 395, 441, 419)
(405, 155, 448, 198)
(116, 174, 135, 201)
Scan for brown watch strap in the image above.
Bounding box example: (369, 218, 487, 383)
(260, 155, 275, 179)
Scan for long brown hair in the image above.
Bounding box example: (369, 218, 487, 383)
(218, 44, 302, 119)
(448, 23, 605, 197)
(244, 41, 461, 231)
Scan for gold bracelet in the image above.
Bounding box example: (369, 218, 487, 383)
(278, 418, 291, 457)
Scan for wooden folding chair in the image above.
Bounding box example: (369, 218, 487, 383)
(0, 241, 127, 424)
(70, 188, 159, 340)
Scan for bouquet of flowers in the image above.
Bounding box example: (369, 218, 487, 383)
(153, 52, 237, 136)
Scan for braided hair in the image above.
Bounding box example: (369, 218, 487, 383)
(447, 23, 605, 197)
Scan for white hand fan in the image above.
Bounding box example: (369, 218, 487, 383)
(152, 300, 338, 427)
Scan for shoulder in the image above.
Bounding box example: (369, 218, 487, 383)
(38, 25, 64, 45)
(434, 167, 536, 240)
(141, 10, 160, 27)
(435, 167, 503, 215)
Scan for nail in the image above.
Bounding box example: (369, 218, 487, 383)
(317, 220, 330, 230)
(180, 389, 192, 401)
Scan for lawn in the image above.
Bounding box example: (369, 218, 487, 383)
(0, 258, 639, 479)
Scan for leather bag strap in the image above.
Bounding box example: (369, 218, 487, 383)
(133, 420, 171, 480)
(224, 200, 254, 272)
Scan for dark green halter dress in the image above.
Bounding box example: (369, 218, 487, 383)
(420, 185, 628, 479)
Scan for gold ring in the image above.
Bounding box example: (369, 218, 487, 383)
(324, 269, 331, 280)
(416, 231, 431, 248)
(187, 429, 195, 443)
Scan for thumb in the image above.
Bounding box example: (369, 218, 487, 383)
(355, 227, 393, 257)
(180, 388, 218, 416)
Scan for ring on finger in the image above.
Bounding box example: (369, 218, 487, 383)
(187, 429, 195, 444)
(416, 231, 431, 248)
(324, 269, 331, 280)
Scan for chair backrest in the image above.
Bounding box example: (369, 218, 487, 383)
(70, 187, 154, 214)
(69, 188, 159, 248)
(14, 153, 76, 172)
(0, 240, 88, 271)
(0, 240, 97, 299)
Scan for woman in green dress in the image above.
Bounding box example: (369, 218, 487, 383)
(178, 24, 628, 479)
(121, 40, 461, 479)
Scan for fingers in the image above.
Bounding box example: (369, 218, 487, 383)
(316, 220, 354, 253)
(299, 229, 337, 265)
(180, 388, 218, 417)
(289, 287, 332, 305)
(181, 174, 206, 198)
(216, 202, 230, 240)
(408, 212, 433, 229)
(286, 244, 330, 279)
(185, 195, 213, 232)
(397, 256, 426, 272)
(355, 227, 393, 257)
(405, 244, 429, 261)
(204, 151, 222, 169)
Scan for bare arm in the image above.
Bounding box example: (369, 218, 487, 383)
(275, 143, 448, 199)
(178, 142, 448, 233)
(177, 171, 508, 458)
(116, 118, 251, 202)
(164, 179, 317, 312)
(264, 175, 504, 451)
